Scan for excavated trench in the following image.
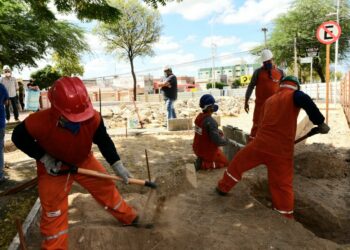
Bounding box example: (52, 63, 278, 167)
(248, 152, 350, 245)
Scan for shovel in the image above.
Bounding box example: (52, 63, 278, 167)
(294, 127, 320, 144)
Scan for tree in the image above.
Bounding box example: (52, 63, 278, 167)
(22, 0, 181, 22)
(52, 52, 84, 76)
(30, 65, 62, 89)
(95, 0, 161, 100)
(0, 0, 89, 69)
(253, 0, 350, 82)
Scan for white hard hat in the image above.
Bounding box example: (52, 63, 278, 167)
(3, 65, 11, 71)
(163, 65, 172, 71)
(261, 49, 273, 62)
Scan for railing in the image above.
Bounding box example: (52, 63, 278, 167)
(340, 71, 350, 126)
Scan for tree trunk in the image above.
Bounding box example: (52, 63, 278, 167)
(313, 58, 325, 82)
(129, 56, 137, 101)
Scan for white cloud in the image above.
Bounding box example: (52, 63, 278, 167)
(154, 36, 180, 51)
(83, 57, 130, 78)
(150, 51, 195, 66)
(215, 0, 292, 25)
(85, 33, 108, 55)
(159, 0, 232, 21)
(184, 35, 197, 43)
(238, 41, 260, 52)
(202, 35, 240, 48)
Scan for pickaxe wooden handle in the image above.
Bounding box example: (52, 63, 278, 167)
(77, 168, 157, 189)
(294, 127, 320, 144)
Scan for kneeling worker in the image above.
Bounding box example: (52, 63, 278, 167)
(193, 94, 229, 171)
(12, 77, 138, 249)
(216, 76, 330, 218)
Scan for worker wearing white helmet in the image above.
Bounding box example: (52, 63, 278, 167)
(244, 49, 284, 141)
(1, 65, 19, 121)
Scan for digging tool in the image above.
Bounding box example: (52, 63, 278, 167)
(0, 177, 38, 197)
(294, 127, 320, 144)
(68, 167, 157, 189)
(16, 219, 28, 250)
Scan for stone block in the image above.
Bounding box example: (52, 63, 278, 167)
(167, 118, 193, 131)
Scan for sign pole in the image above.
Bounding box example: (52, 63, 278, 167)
(326, 44, 330, 123)
(310, 59, 313, 84)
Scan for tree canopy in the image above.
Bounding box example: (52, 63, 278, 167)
(30, 65, 62, 89)
(95, 0, 161, 100)
(52, 52, 84, 77)
(0, 0, 89, 69)
(254, 0, 350, 82)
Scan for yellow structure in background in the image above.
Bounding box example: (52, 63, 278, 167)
(240, 75, 252, 84)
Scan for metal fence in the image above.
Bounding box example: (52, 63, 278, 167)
(340, 71, 350, 126)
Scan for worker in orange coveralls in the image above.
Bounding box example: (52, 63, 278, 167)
(12, 77, 139, 249)
(193, 94, 229, 171)
(244, 49, 285, 141)
(216, 76, 330, 218)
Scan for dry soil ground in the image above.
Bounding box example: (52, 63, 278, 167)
(1, 103, 350, 249)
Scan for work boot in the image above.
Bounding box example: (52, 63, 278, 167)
(123, 216, 154, 229)
(215, 187, 227, 196)
(194, 158, 202, 171)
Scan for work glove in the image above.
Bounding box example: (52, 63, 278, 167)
(318, 123, 330, 134)
(40, 154, 62, 176)
(112, 161, 132, 184)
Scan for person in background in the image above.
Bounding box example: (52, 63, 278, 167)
(216, 76, 330, 219)
(12, 77, 139, 249)
(0, 82, 9, 184)
(158, 66, 177, 121)
(18, 81, 25, 111)
(1, 65, 19, 122)
(244, 49, 284, 141)
(193, 94, 229, 171)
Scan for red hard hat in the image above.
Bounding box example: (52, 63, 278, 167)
(48, 77, 94, 122)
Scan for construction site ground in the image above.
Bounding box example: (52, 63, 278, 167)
(1, 103, 350, 249)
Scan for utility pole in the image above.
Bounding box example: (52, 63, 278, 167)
(211, 43, 217, 88)
(334, 0, 340, 83)
(261, 27, 268, 48)
(294, 37, 298, 77)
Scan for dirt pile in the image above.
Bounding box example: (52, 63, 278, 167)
(103, 97, 243, 128)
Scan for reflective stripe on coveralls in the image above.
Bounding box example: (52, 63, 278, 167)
(44, 229, 68, 241)
(274, 208, 294, 215)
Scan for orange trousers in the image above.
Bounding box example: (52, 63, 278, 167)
(37, 154, 137, 250)
(217, 143, 294, 218)
(198, 149, 228, 170)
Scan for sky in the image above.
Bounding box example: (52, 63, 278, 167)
(12, 0, 322, 80)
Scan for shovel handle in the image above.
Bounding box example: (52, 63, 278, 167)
(77, 168, 157, 189)
(294, 127, 320, 144)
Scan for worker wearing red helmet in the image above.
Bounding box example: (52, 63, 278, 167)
(244, 49, 285, 141)
(193, 94, 229, 170)
(216, 76, 330, 218)
(12, 77, 138, 249)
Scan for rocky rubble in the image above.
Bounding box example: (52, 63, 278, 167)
(103, 97, 244, 129)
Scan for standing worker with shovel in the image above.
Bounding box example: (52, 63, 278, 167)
(12, 77, 140, 249)
(216, 76, 330, 218)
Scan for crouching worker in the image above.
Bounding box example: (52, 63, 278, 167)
(216, 76, 330, 218)
(193, 94, 229, 171)
(12, 77, 138, 250)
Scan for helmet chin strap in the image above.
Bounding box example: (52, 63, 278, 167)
(280, 84, 298, 90)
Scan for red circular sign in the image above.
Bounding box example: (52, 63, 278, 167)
(316, 21, 342, 45)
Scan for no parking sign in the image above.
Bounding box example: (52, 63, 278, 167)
(316, 21, 341, 45)
(316, 21, 342, 123)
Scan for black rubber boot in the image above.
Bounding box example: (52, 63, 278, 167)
(194, 158, 202, 171)
(215, 187, 228, 196)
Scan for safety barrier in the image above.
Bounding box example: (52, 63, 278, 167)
(340, 71, 350, 126)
